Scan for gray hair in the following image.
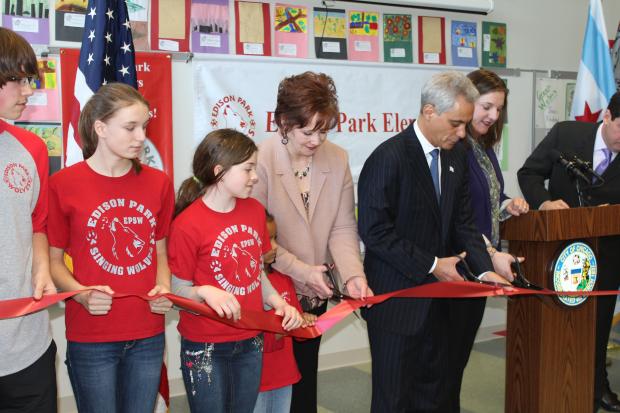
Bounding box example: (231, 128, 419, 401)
(420, 71, 479, 115)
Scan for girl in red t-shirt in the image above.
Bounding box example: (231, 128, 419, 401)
(168, 129, 303, 413)
(48, 83, 175, 413)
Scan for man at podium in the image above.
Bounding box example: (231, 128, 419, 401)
(518, 92, 620, 412)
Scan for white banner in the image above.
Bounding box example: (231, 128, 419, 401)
(194, 57, 461, 180)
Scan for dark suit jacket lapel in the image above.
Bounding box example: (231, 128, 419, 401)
(404, 127, 440, 221)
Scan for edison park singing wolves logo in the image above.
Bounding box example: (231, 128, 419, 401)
(85, 198, 157, 276)
(210, 95, 256, 137)
(208, 224, 264, 296)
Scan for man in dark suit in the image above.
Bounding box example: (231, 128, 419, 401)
(358, 71, 511, 413)
(518, 92, 620, 413)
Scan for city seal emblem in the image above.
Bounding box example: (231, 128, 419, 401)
(551, 241, 597, 306)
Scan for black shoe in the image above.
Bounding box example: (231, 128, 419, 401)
(601, 388, 620, 412)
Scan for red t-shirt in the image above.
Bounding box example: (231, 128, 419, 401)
(168, 197, 270, 343)
(259, 270, 302, 391)
(48, 162, 175, 342)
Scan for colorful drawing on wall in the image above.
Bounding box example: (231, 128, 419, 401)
(273, 4, 308, 58)
(348, 11, 379, 62)
(15, 122, 63, 175)
(451, 20, 478, 67)
(18, 58, 60, 122)
(3, 0, 50, 44)
(191, 0, 229, 54)
(54, 0, 87, 43)
(127, 0, 149, 50)
(313, 7, 347, 60)
(566, 82, 576, 120)
(235, 1, 271, 56)
(482, 21, 506, 68)
(383, 14, 412, 63)
(418, 16, 445, 64)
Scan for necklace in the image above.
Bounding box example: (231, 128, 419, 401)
(293, 158, 312, 180)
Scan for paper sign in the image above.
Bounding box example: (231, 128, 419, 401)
(64, 13, 85, 28)
(390, 48, 405, 58)
(278, 43, 297, 56)
(11, 17, 39, 33)
(322, 41, 341, 53)
(243, 43, 264, 55)
(27, 92, 48, 106)
(354, 41, 371, 52)
(200, 34, 222, 48)
(159, 39, 180, 51)
(457, 47, 473, 58)
(483, 34, 491, 51)
(424, 52, 440, 63)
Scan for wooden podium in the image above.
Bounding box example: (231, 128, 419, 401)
(501, 205, 620, 413)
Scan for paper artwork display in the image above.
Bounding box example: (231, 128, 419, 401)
(451, 20, 477, 67)
(418, 16, 445, 65)
(348, 11, 379, 62)
(273, 4, 308, 58)
(15, 122, 62, 175)
(127, 0, 149, 50)
(3, 0, 50, 44)
(383, 14, 412, 63)
(191, 0, 229, 54)
(17, 58, 60, 122)
(314, 7, 347, 60)
(151, 0, 191, 52)
(482, 21, 506, 68)
(235, 1, 271, 56)
(54, 0, 87, 43)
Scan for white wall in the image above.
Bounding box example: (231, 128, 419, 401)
(53, 0, 620, 407)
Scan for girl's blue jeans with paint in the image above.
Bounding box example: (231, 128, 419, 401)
(66, 333, 165, 413)
(181, 334, 263, 413)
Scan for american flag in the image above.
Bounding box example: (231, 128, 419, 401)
(64, 0, 138, 166)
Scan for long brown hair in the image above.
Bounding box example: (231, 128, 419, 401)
(175, 129, 258, 216)
(467, 69, 508, 149)
(78, 82, 149, 172)
(0, 27, 37, 87)
(274, 71, 339, 137)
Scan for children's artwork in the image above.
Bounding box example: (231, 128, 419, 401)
(3, 0, 50, 44)
(482, 21, 506, 68)
(127, 0, 149, 50)
(418, 16, 445, 65)
(348, 11, 379, 62)
(566, 83, 576, 119)
(313, 7, 347, 60)
(14, 122, 63, 175)
(451, 20, 477, 67)
(274, 4, 308, 58)
(151, 0, 191, 52)
(235, 1, 271, 56)
(54, 0, 87, 43)
(17, 58, 60, 122)
(383, 14, 413, 63)
(191, 0, 229, 54)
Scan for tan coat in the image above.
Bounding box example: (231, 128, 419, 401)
(253, 135, 365, 298)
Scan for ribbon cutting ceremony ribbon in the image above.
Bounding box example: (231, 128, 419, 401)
(1, 282, 617, 339)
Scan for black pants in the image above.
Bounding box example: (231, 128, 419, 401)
(290, 301, 327, 413)
(0, 340, 57, 413)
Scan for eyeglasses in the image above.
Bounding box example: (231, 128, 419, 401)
(7, 76, 35, 87)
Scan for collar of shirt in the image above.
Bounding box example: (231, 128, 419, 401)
(593, 123, 618, 170)
(413, 120, 441, 170)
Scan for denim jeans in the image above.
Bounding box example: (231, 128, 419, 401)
(181, 335, 263, 413)
(66, 333, 164, 413)
(253, 385, 292, 413)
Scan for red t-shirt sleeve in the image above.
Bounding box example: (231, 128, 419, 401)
(168, 222, 199, 281)
(47, 178, 69, 249)
(30, 135, 49, 234)
(155, 176, 175, 240)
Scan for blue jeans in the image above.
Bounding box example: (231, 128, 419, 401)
(253, 385, 292, 413)
(66, 333, 164, 413)
(181, 335, 263, 413)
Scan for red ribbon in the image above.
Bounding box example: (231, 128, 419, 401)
(1, 282, 616, 339)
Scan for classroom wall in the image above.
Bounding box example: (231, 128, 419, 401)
(52, 0, 620, 408)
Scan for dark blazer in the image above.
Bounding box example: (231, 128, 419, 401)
(467, 144, 508, 246)
(358, 123, 493, 335)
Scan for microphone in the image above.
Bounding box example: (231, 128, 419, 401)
(571, 156, 605, 184)
(550, 149, 590, 183)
